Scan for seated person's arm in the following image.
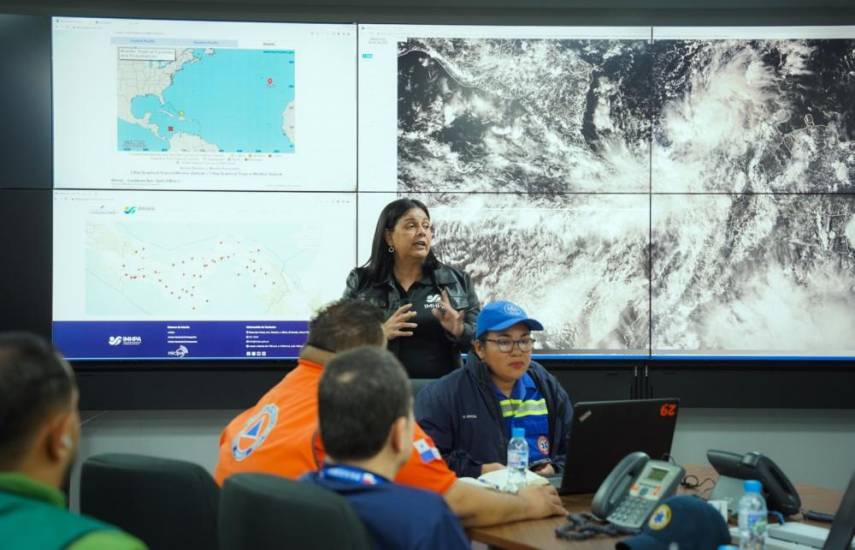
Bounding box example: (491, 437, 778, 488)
(443, 480, 567, 528)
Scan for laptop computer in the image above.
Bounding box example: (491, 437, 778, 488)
(548, 398, 681, 495)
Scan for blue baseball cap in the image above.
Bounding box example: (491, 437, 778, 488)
(616, 495, 730, 550)
(475, 301, 544, 339)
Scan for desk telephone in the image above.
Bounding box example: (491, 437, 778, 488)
(591, 451, 685, 529)
(708, 450, 801, 516)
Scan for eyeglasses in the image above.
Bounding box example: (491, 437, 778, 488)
(483, 337, 535, 353)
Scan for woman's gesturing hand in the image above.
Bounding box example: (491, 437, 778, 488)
(384, 303, 418, 340)
(432, 289, 464, 338)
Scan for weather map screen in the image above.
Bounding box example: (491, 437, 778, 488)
(52, 17, 355, 192)
(116, 47, 296, 155)
(52, 191, 356, 360)
(51, 17, 357, 361)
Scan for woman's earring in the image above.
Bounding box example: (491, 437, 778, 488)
(388, 246, 395, 253)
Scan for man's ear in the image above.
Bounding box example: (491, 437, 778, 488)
(389, 417, 410, 456)
(45, 411, 75, 463)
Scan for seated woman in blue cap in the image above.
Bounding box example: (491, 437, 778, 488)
(415, 300, 573, 478)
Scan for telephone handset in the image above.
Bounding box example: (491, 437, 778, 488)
(707, 450, 801, 516)
(591, 451, 685, 530)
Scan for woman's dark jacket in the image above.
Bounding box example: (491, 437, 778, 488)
(414, 353, 573, 478)
(343, 263, 479, 373)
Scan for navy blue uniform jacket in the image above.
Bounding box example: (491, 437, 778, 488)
(415, 354, 573, 479)
(303, 471, 469, 550)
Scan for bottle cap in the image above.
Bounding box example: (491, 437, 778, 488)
(744, 479, 763, 493)
(512, 427, 525, 438)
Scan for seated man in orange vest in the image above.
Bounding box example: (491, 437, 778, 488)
(215, 299, 566, 527)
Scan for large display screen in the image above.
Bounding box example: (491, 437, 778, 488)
(52, 17, 356, 191)
(48, 18, 855, 361)
(51, 16, 357, 360)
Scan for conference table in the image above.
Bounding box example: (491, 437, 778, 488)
(468, 466, 845, 549)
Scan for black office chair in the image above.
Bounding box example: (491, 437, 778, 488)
(219, 473, 371, 550)
(823, 470, 855, 550)
(80, 453, 219, 550)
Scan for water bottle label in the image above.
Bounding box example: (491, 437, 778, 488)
(508, 451, 527, 470)
(746, 511, 767, 536)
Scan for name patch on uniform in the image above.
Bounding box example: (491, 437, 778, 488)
(414, 438, 442, 463)
(231, 404, 278, 461)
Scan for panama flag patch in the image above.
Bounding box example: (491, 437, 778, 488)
(414, 438, 442, 463)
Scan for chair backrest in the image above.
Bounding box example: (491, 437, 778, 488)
(823, 470, 855, 550)
(80, 453, 219, 550)
(219, 473, 371, 550)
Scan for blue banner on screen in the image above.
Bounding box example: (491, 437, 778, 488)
(53, 321, 308, 360)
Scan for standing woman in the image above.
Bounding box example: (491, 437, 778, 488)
(344, 198, 479, 378)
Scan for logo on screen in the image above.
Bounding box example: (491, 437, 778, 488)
(123, 206, 137, 215)
(108, 336, 142, 346)
(168, 345, 189, 358)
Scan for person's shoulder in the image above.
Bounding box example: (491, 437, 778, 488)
(528, 360, 570, 396)
(384, 486, 466, 546)
(345, 266, 369, 285)
(69, 529, 148, 550)
(433, 262, 469, 282)
(418, 366, 467, 400)
(379, 483, 451, 515)
(528, 359, 556, 381)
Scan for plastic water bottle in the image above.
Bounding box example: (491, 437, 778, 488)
(506, 427, 529, 493)
(737, 479, 768, 550)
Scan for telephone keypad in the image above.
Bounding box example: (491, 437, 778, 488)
(608, 496, 657, 528)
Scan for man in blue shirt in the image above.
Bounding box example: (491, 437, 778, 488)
(302, 346, 469, 550)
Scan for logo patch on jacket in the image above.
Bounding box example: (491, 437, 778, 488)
(414, 438, 441, 463)
(424, 294, 442, 310)
(537, 435, 550, 455)
(231, 404, 278, 461)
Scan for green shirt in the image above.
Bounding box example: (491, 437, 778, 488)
(0, 472, 147, 550)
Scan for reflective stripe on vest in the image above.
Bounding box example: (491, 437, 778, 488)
(498, 398, 548, 418)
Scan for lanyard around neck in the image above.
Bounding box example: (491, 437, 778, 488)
(319, 464, 388, 486)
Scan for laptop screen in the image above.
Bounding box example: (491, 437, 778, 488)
(560, 398, 680, 495)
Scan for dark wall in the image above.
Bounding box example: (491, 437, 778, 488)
(3, 0, 855, 25)
(2, 0, 855, 410)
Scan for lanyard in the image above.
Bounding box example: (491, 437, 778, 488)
(319, 465, 388, 486)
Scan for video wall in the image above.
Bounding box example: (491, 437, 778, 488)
(44, 17, 855, 360)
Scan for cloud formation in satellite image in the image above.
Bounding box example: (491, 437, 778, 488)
(397, 34, 855, 355)
(652, 39, 855, 354)
(398, 38, 652, 194)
